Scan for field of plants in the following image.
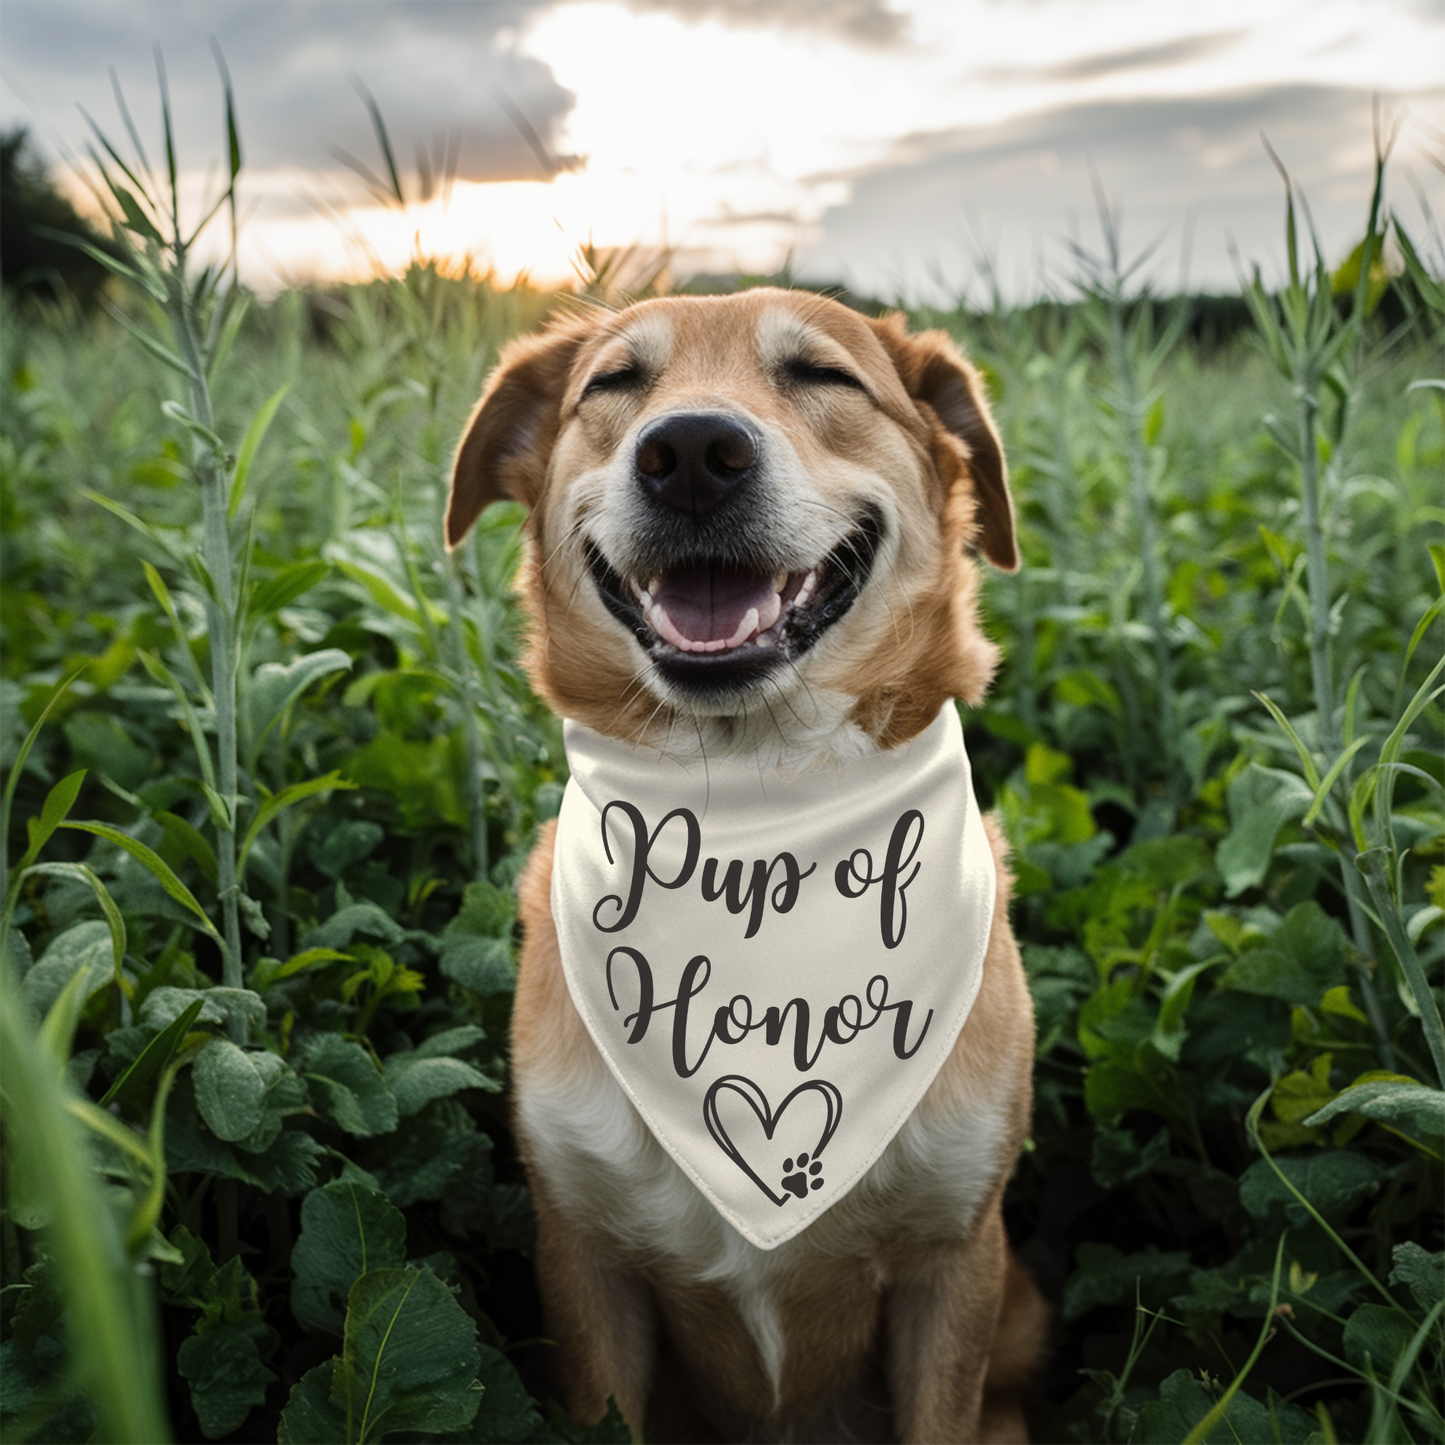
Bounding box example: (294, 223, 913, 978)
(1, 85, 1442, 1445)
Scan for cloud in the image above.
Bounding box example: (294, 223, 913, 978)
(623, 0, 910, 46)
(797, 83, 1445, 302)
(1, 0, 578, 184)
(977, 30, 1248, 85)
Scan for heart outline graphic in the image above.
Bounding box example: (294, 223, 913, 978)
(703, 1075, 843, 1206)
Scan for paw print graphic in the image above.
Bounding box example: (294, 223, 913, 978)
(780, 1152, 824, 1200)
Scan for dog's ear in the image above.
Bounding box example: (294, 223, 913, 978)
(446, 314, 593, 548)
(870, 316, 1019, 572)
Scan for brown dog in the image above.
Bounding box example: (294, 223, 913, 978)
(446, 289, 1044, 1443)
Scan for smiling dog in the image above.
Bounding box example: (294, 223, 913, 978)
(446, 289, 1044, 1443)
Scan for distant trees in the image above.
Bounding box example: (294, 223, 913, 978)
(1, 128, 117, 310)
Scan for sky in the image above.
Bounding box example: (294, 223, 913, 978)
(2, 0, 1442, 304)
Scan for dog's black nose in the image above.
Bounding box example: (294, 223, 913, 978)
(634, 411, 759, 518)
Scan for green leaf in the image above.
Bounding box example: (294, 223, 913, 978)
(281, 1267, 482, 1441)
(246, 649, 352, 757)
(38, 959, 108, 1071)
(1342, 1303, 1416, 1373)
(311, 819, 384, 879)
(383, 1052, 498, 1117)
(249, 947, 350, 992)
(290, 1180, 407, 1336)
(300, 1034, 399, 1137)
(1221, 902, 1350, 1005)
(105, 302, 193, 375)
(100, 997, 206, 1110)
(0, 667, 83, 884)
(228, 383, 289, 520)
(370, 1098, 481, 1208)
(60, 820, 220, 939)
(1238, 1150, 1383, 1228)
(1390, 1242, 1444, 1313)
(250, 561, 331, 618)
(1090, 1125, 1171, 1189)
(177, 1316, 276, 1440)
(340, 1267, 481, 1441)
(338, 560, 446, 630)
(1304, 1074, 1445, 1141)
(469, 1345, 545, 1442)
(304, 899, 414, 951)
(277, 1362, 347, 1444)
(239, 770, 355, 875)
(15, 769, 87, 873)
(21, 861, 128, 996)
(1143, 393, 1165, 445)
(410, 1025, 487, 1060)
(155, 810, 219, 886)
(140, 985, 266, 1037)
(19, 920, 113, 1023)
(1216, 764, 1313, 897)
(193, 1038, 268, 1141)
(160, 398, 226, 457)
(1131, 1370, 1315, 1445)
(440, 933, 516, 996)
(165, 1081, 325, 1195)
(1062, 1241, 1192, 1320)
(1303, 734, 1371, 827)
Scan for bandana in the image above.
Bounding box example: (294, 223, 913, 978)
(551, 705, 995, 1251)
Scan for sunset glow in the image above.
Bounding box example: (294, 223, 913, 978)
(7, 0, 1442, 301)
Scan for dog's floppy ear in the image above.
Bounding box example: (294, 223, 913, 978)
(870, 316, 1019, 572)
(446, 314, 593, 548)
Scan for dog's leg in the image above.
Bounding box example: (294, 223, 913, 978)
(885, 1195, 1018, 1444)
(533, 1185, 656, 1434)
(978, 1248, 1048, 1443)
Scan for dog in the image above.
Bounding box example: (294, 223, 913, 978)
(446, 288, 1045, 1443)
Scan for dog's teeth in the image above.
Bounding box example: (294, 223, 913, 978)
(757, 591, 782, 633)
(726, 607, 760, 649)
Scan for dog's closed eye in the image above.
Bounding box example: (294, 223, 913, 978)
(582, 365, 648, 399)
(782, 357, 867, 391)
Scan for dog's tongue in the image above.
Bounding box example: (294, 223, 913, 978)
(648, 565, 780, 652)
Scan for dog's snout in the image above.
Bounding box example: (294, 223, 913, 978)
(634, 411, 759, 518)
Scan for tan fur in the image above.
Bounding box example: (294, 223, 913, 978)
(450, 289, 1044, 1442)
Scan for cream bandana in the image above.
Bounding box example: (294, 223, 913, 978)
(552, 705, 996, 1250)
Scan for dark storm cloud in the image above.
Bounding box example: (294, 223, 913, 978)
(0, 1, 577, 185)
(798, 83, 1445, 301)
(625, 0, 909, 46)
(977, 30, 1248, 85)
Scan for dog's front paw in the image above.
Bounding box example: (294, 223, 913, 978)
(780, 1153, 824, 1200)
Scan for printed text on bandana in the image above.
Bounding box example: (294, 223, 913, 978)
(591, 801, 933, 1206)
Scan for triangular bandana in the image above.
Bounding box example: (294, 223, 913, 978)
(551, 705, 996, 1250)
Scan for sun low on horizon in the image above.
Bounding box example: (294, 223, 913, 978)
(4, 0, 1442, 304)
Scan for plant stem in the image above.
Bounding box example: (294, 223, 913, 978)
(166, 258, 244, 1028)
(443, 552, 490, 882)
(1298, 391, 1334, 757)
(1108, 299, 1175, 797)
(1296, 386, 1391, 1061)
(1359, 848, 1445, 1086)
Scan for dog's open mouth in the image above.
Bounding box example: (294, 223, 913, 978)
(585, 509, 883, 694)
